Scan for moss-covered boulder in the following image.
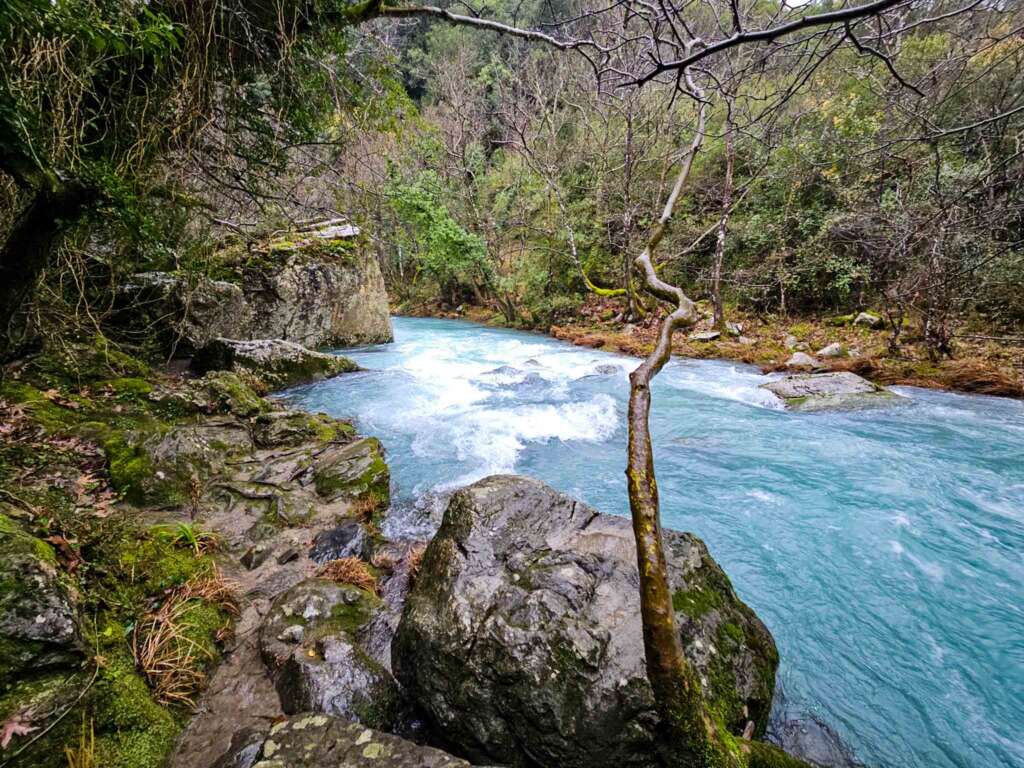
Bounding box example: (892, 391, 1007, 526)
(0, 513, 81, 682)
(312, 437, 389, 502)
(761, 371, 904, 411)
(258, 580, 400, 730)
(392, 475, 779, 768)
(193, 338, 359, 391)
(213, 714, 469, 768)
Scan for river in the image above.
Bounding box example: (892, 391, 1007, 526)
(281, 316, 1024, 768)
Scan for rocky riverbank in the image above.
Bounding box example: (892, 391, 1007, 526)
(409, 297, 1023, 399)
(0, 332, 829, 768)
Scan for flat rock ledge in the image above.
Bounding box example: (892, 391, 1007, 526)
(193, 338, 359, 390)
(762, 371, 903, 411)
(213, 714, 470, 768)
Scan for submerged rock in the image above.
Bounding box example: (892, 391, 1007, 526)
(0, 513, 81, 680)
(762, 372, 903, 411)
(193, 338, 358, 390)
(213, 715, 470, 768)
(392, 475, 778, 768)
(259, 580, 400, 730)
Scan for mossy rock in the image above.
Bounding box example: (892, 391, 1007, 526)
(0, 513, 82, 683)
(312, 437, 390, 503)
(252, 410, 355, 449)
(258, 579, 400, 730)
(193, 338, 359, 391)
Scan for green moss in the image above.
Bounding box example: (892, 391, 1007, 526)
(201, 372, 269, 417)
(746, 740, 814, 767)
(672, 585, 724, 618)
(107, 377, 154, 397)
(326, 588, 381, 635)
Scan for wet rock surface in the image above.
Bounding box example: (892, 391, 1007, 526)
(193, 338, 358, 389)
(0, 513, 81, 679)
(762, 372, 903, 411)
(392, 475, 779, 768)
(213, 714, 471, 768)
(258, 579, 400, 729)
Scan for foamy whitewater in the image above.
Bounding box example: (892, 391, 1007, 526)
(282, 316, 1024, 768)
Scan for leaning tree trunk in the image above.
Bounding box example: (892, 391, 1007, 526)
(626, 70, 737, 768)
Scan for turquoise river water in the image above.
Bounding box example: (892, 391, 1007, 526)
(282, 316, 1024, 768)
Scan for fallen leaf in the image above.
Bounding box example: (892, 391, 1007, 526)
(0, 710, 37, 749)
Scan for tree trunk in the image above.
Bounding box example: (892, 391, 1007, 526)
(711, 112, 735, 331)
(0, 181, 95, 357)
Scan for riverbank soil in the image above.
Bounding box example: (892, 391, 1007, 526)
(407, 296, 1024, 398)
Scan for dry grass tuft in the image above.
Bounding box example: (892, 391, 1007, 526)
(318, 556, 378, 594)
(132, 569, 238, 706)
(406, 543, 428, 585)
(349, 491, 385, 523)
(64, 715, 95, 768)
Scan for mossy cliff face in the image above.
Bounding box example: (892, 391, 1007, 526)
(118, 235, 394, 355)
(392, 475, 779, 768)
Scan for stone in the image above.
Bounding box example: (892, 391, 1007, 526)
(193, 338, 358, 390)
(737, 336, 756, 346)
(212, 715, 470, 768)
(785, 352, 818, 369)
(392, 476, 779, 768)
(313, 438, 389, 502)
(784, 334, 799, 350)
(761, 372, 904, 411)
(726, 321, 743, 336)
(119, 242, 393, 354)
(310, 521, 373, 564)
(276, 548, 300, 565)
(853, 311, 883, 329)
(0, 513, 81, 680)
(815, 342, 847, 359)
(241, 543, 272, 570)
(689, 330, 721, 342)
(259, 580, 400, 729)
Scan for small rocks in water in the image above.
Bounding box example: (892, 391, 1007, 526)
(310, 520, 372, 564)
(815, 342, 847, 359)
(853, 311, 883, 328)
(594, 364, 620, 375)
(785, 352, 819, 369)
(689, 330, 721, 342)
(213, 715, 470, 768)
(762, 371, 904, 411)
(784, 334, 799, 350)
(393, 475, 779, 768)
(726, 321, 743, 336)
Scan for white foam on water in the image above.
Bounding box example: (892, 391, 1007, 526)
(662, 360, 784, 409)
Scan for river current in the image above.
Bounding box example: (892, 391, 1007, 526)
(282, 316, 1024, 768)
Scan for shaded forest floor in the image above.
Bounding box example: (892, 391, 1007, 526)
(407, 296, 1024, 398)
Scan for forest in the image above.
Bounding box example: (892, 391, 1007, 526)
(0, 1, 1022, 768)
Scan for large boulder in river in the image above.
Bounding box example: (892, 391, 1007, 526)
(0, 512, 81, 682)
(213, 714, 470, 768)
(193, 338, 359, 390)
(762, 371, 903, 411)
(259, 580, 400, 730)
(118, 238, 393, 354)
(392, 475, 779, 768)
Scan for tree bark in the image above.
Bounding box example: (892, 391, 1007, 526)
(0, 180, 96, 357)
(711, 112, 735, 331)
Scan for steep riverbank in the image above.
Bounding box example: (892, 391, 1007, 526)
(404, 297, 1024, 398)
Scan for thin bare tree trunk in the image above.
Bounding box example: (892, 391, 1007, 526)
(711, 111, 735, 331)
(626, 71, 728, 766)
